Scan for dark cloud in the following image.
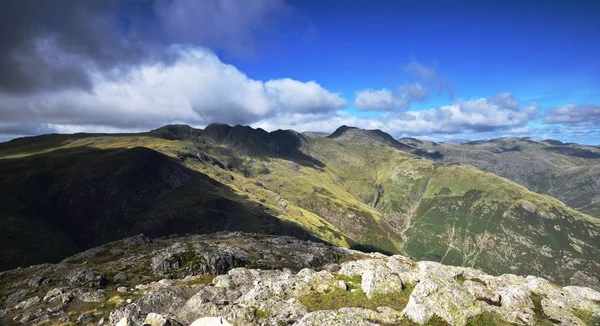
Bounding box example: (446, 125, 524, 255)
(0, 123, 55, 136)
(0, 0, 288, 93)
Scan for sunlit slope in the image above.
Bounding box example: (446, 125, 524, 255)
(304, 127, 600, 288)
(402, 137, 600, 217)
(1, 125, 598, 290)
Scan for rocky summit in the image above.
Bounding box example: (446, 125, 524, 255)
(1, 233, 598, 326)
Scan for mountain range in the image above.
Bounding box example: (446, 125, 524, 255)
(0, 124, 599, 292)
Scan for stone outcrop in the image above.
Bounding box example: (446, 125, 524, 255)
(0, 233, 598, 325)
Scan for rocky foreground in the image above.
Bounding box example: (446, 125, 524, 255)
(0, 233, 599, 326)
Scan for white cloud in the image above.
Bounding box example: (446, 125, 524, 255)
(257, 93, 537, 137)
(543, 104, 600, 125)
(0, 47, 346, 135)
(354, 83, 428, 111)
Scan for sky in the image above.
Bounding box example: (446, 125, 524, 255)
(0, 0, 599, 144)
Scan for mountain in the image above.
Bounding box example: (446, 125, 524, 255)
(402, 137, 600, 217)
(1, 124, 599, 293)
(1, 233, 598, 326)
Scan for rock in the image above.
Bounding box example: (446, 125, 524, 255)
(190, 317, 233, 326)
(98, 317, 107, 325)
(143, 312, 180, 326)
(14, 296, 40, 309)
(114, 273, 128, 283)
(58, 315, 70, 323)
(326, 264, 341, 273)
(5, 289, 33, 309)
(71, 289, 105, 302)
(2, 233, 600, 326)
(361, 265, 403, 298)
(43, 287, 66, 301)
(68, 268, 96, 285)
(78, 313, 93, 323)
(337, 280, 348, 291)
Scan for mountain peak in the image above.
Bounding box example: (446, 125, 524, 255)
(327, 125, 359, 138)
(328, 125, 415, 152)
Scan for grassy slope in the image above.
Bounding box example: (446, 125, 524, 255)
(1, 128, 599, 290)
(406, 137, 600, 217)
(0, 137, 326, 270)
(303, 134, 600, 287)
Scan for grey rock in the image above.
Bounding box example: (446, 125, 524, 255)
(5, 289, 33, 309)
(143, 312, 180, 326)
(190, 317, 233, 326)
(114, 273, 128, 282)
(70, 289, 105, 302)
(14, 296, 40, 310)
(67, 268, 96, 285)
(78, 312, 93, 323)
(43, 287, 66, 301)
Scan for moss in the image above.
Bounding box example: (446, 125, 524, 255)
(251, 306, 270, 318)
(573, 309, 600, 325)
(392, 315, 451, 326)
(466, 312, 515, 325)
(530, 293, 559, 325)
(300, 283, 413, 312)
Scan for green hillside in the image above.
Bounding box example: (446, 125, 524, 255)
(401, 137, 600, 217)
(1, 125, 598, 291)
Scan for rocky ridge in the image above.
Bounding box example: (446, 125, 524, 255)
(1, 233, 598, 326)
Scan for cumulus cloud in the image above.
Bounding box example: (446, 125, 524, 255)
(260, 93, 537, 137)
(0, 47, 346, 135)
(543, 104, 600, 125)
(354, 83, 428, 111)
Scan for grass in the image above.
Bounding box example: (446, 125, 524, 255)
(1, 126, 599, 294)
(300, 274, 414, 312)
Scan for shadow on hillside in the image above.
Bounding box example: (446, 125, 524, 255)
(0, 146, 323, 271)
(350, 243, 395, 256)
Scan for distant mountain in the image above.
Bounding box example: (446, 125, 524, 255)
(403, 136, 600, 217)
(1, 125, 599, 292)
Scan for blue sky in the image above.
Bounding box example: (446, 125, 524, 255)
(0, 0, 599, 143)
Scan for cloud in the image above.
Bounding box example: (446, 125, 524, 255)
(354, 83, 428, 111)
(405, 60, 454, 98)
(0, 0, 288, 93)
(258, 93, 537, 136)
(0, 47, 346, 134)
(390, 95, 537, 134)
(152, 0, 290, 56)
(354, 60, 454, 111)
(543, 104, 600, 125)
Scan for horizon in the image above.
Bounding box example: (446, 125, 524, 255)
(2, 122, 598, 147)
(0, 0, 599, 144)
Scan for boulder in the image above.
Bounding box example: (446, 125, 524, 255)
(190, 317, 232, 326)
